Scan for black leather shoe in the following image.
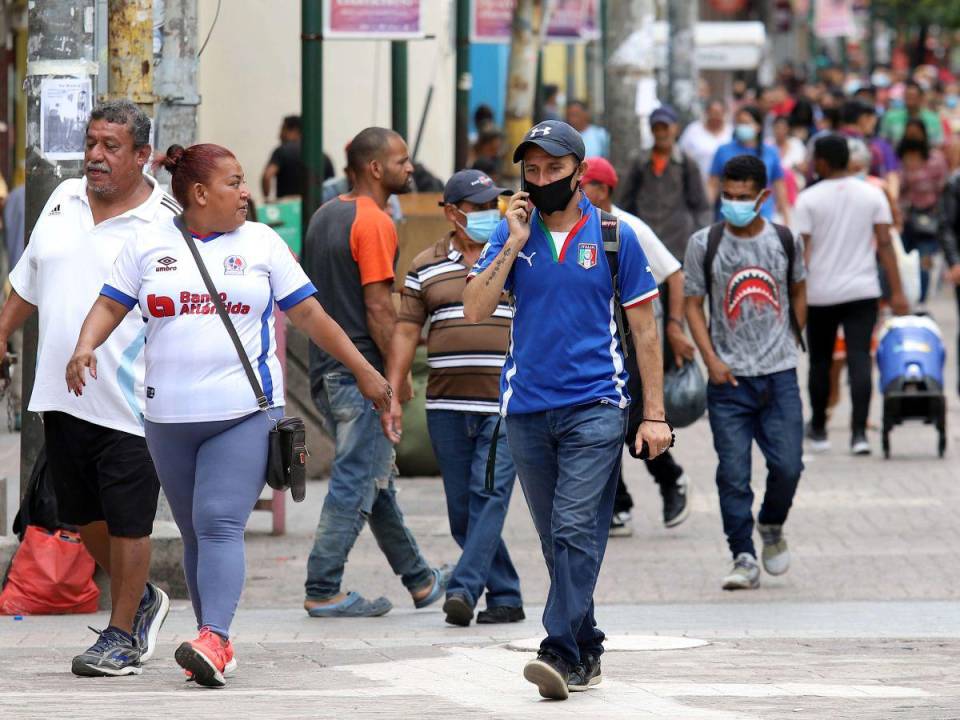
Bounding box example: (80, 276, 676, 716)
(442, 593, 473, 627)
(523, 649, 570, 700)
(568, 653, 602, 691)
(476, 605, 525, 624)
(660, 474, 690, 528)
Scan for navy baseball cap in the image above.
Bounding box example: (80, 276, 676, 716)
(512, 120, 586, 163)
(441, 169, 509, 205)
(649, 105, 679, 126)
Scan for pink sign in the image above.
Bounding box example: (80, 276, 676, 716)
(323, 0, 423, 39)
(814, 0, 856, 39)
(471, 0, 598, 44)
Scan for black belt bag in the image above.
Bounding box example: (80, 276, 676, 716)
(175, 216, 307, 502)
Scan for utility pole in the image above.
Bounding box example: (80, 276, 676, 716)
(391, 41, 408, 141)
(454, 0, 470, 169)
(301, 0, 324, 241)
(666, 0, 698, 128)
(107, 0, 153, 112)
(153, 0, 199, 158)
(21, 2, 98, 495)
(501, 0, 553, 181)
(605, 0, 656, 182)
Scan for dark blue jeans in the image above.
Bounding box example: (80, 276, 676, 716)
(506, 401, 626, 667)
(304, 372, 433, 600)
(426, 410, 522, 610)
(707, 369, 804, 559)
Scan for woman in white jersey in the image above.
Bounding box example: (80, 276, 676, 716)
(67, 143, 392, 687)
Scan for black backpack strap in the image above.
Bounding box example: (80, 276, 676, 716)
(772, 222, 807, 352)
(703, 222, 725, 340)
(599, 209, 629, 358)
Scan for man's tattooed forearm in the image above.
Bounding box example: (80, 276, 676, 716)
(483, 247, 513, 287)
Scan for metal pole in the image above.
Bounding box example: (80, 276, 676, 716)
(391, 40, 408, 141)
(605, 0, 655, 181)
(565, 44, 576, 102)
(454, 0, 470, 170)
(107, 0, 154, 114)
(21, 1, 97, 498)
(666, 0, 698, 127)
(301, 0, 324, 245)
(501, 0, 553, 181)
(153, 0, 199, 161)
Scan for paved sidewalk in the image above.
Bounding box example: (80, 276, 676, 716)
(2, 294, 959, 717)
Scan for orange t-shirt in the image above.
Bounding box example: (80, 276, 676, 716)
(651, 151, 669, 177)
(347, 195, 398, 286)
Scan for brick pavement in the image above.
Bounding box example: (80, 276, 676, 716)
(2, 294, 959, 718)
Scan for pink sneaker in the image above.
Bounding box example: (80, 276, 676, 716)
(175, 627, 237, 687)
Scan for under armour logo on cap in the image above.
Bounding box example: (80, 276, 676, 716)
(529, 125, 552, 137)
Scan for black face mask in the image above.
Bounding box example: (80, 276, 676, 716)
(526, 170, 578, 215)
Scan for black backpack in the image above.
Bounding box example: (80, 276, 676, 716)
(702, 221, 806, 352)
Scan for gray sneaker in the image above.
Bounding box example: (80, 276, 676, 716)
(758, 523, 790, 575)
(132, 582, 170, 662)
(71, 626, 142, 677)
(721, 552, 760, 590)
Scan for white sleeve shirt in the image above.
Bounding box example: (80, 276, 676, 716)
(8, 176, 180, 436)
(103, 219, 316, 423)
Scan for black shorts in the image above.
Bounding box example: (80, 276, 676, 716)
(43, 411, 160, 537)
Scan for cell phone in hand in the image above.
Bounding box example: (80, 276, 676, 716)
(518, 164, 530, 223)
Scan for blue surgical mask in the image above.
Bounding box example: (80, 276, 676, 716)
(456, 208, 500, 244)
(946, 95, 959, 109)
(734, 123, 757, 143)
(720, 197, 760, 227)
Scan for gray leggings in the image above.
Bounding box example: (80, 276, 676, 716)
(144, 408, 283, 638)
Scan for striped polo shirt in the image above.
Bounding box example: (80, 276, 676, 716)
(399, 237, 512, 413)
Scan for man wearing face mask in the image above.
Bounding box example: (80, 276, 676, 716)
(382, 169, 524, 628)
(464, 120, 672, 700)
(684, 154, 807, 592)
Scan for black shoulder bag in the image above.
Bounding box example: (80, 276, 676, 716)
(174, 216, 308, 502)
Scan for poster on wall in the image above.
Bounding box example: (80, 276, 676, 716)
(323, 0, 424, 40)
(814, 0, 856, 39)
(40, 77, 92, 161)
(470, 0, 599, 44)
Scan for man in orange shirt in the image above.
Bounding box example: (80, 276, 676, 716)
(302, 127, 449, 617)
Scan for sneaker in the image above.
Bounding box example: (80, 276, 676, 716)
(758, 523, 790, 575)
(523, 649, 571, 700)
(609, 511, 633, 537)
(721, 552, 760, 591)
(660, 474, 691, 528)
(442, 593, 474, 627)
(175, 627, 236, 688)
(568, 653, 602, 691)
(476, 605, 525, 624)
(71, 626, 142, 677)
(805, 422, 830, 452)
(851, 433, 871, 456)
(132, 582, 170, 663)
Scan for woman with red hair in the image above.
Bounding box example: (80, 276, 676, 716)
(66, 143, 392, 687)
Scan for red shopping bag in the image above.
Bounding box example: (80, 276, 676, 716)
(0, 526, 99, 615)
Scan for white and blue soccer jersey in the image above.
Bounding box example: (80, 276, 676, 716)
(469, 194, 659, 415)
(102, 219, 316, 423)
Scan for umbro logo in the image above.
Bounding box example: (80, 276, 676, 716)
(49, 204, 61, 216)
(155, 256, 178, 273)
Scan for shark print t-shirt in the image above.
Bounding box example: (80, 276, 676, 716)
(683, 220, 806, 377)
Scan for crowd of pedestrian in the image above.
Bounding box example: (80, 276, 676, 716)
(4, 57, 960, 702)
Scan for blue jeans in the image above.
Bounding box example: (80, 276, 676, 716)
(304, 372, 433, 600)
(506, 401, 626, 667)
(426, 410, 522, 610)
(707, 369, 804, 559)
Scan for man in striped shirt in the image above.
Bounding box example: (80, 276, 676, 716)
(382, 169, 524, 627)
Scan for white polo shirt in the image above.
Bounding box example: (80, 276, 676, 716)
(102, 219, 316, 423)
(9, 176, 180, 436)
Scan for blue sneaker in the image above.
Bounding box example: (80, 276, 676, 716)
(71, 626, 142, 677)
(132, 582, 170, 662)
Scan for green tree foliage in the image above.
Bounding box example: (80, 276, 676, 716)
(872, 0, 960, 28)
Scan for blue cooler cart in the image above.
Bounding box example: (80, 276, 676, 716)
(876, 316, 946, 459)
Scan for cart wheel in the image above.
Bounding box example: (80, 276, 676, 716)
(882, 431, 890, 459)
